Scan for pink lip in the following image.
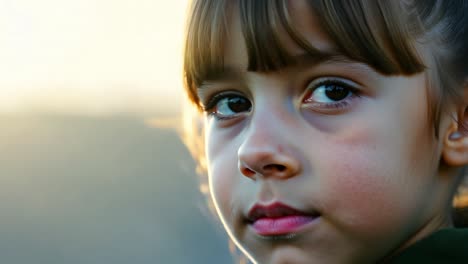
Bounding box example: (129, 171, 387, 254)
(247, 202, 320, 236)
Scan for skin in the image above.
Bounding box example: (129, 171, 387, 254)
(196, 1, 462, 263)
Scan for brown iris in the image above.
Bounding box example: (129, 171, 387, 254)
(324, 84, 350, 101)
(225, 97, 251, 113)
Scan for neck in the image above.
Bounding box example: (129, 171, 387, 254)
(379, 213, 452, 263)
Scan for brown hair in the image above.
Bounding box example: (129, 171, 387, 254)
(182, 0, 468, 225)
(185, 0, 467, 102)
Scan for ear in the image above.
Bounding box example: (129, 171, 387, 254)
(443, 83, 468, 166)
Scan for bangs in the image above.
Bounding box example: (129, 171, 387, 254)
(184, 0, 426, 106)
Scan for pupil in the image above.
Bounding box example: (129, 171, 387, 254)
(228, 97, 251, 112)
(325, 85, 349, 101)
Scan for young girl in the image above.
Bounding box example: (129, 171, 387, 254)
(182, 0, 468, 263)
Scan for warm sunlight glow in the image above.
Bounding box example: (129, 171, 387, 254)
(0, 0, 190, 115)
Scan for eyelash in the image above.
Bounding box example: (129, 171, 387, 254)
(202, 91, 251, 120)
(302, 78, 361, 113)
(203, 91, 232, 111)
(200, 78, 361, 119)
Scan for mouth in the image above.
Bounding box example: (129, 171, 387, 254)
(246, 202, 321, 237)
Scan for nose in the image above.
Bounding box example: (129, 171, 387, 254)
(238, 120, 301, 180)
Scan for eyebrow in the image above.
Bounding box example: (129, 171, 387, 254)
(197, 51, 356, 90)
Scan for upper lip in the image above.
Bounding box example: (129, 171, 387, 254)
(246, 202, 320, 223)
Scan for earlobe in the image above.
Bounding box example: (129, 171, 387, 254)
(443, 108, 468, 166)
(443, 134, 468, 166)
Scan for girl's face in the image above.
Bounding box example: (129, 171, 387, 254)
(197, 1, 451, 263)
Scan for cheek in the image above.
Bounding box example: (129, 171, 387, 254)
(316, 127, 424, 240)
(316, 88, 437, 236)
(325, 151, 406, 224)
(208, 159, 236, 210)
(206, 128, 239, 223)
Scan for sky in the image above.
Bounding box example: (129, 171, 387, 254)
(0, 2, 238, 262)
(0, 0, 189, 115)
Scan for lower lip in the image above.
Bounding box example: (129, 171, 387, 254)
(250, 215, 318, 236)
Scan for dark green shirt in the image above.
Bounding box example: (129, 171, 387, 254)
(390, 228, 468, 263)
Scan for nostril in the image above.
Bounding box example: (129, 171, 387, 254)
(241, 167, 256, 177)
(264, 164, 286, 172)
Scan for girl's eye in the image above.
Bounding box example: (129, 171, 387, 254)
(303, 79, 360, 113)
(205, 93, 252, 119)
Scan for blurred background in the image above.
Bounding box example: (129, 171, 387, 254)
(0, 0, 234, 263)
